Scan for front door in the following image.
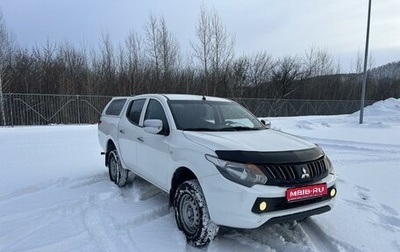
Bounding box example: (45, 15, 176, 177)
(136, 99, 171, 190)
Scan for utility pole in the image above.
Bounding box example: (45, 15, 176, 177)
(359, 0, 372, 124)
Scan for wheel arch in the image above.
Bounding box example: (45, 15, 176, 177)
(169, 167, 197, 206)
(105, 139, 117, 167)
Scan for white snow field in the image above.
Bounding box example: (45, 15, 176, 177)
(0, 98, 399, 252)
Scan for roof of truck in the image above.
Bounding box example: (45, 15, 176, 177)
(112, 94, 230, 102)
(163, 94, 229, 102)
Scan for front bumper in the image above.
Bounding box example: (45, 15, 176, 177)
(251, 185, 336, 214)
(200, 173, 336, 229)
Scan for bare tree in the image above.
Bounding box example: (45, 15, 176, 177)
(248, 51, 275, 97)
(29, 39, 61, 94)
(143, 13, 181, 92)
(144, 12, 161, 89)
(157, 16, 181, 91)
(272, 56, 307, 99)
(0, 13, 12, 125)
(0, 12, 13, 125)
(192, 6, 234, 95)
(350, 51, 364, 74)
(210, 9, 234, 95)
(159, 17, 180, 75)
(11, 48, 33, 93)
(304, 46, 335, 77)
(97, 33, 117, 94)
(191, 6, 212, 94)
(125, 31, 144, 94)
(229, 56, 249, 97)
(56, 42, 88, 94)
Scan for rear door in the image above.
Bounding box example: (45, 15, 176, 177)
(118, 98, 146, 171)
(98, 98, 127, 150)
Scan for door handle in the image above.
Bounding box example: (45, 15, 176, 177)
(119, 129, 125, 134)
(137, 137, 144, 142)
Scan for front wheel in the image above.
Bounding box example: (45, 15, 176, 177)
(173, 179, 219, 247)
(108, 149, 128, 187)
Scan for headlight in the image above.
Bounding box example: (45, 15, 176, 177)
(324, 156, 334, 173)
(205, 154, 267, 187)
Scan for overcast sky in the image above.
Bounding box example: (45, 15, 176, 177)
(0, 0, 399, 72)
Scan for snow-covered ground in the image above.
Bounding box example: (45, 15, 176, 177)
(0, 98, 399, 252)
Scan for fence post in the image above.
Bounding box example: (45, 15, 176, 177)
(76, 95, 81, 124)
(9, 93, 14, 127)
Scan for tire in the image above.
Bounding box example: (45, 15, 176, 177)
(173, 179, 219, 247)
(108, 149, 128, 187)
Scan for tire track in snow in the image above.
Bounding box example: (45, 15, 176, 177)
(83, 193, 140, 252)
(300, 219, 340, 252)
(218, 222, 316, 252)
(0, 198, 85, 251)
(303, 136, 400, 168)
(217, 217, 362, 251)
(128, 204, 171, 227)
(341, 182, 400, 241)
(117, 177, 172, 229)
(0, 172, 170, 251)
(76, 176, 173, 250)
(120, 176, 164, 203)
(0, 170, 364, 252)
(0, 173, 108, 202)
(301, 136, 400, 251)
(302, 136, 400, 154)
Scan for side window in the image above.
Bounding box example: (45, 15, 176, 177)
(126, 99, 146, 125)
(144, 99, 169, 135)
(105, 98, 127, 116)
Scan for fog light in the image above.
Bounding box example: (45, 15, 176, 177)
(259, 201, 267, 211)
(330, 188, 336, 197)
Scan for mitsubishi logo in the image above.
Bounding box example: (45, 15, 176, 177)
(301, 167, 310, 179)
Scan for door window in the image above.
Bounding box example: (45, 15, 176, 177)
(144, 99, 169, 135)
(126, 99, 146, 125)
(105, 98, 127, 116)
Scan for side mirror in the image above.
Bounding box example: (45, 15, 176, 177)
(261, 119, 271, 129)
(143, 119, 163, 134)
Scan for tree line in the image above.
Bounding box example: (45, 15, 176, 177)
(0, 8, 399, 102)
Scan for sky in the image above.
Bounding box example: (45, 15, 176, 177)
(0, 0, 399, 72)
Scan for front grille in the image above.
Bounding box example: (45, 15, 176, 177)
(259, 158, 328, 186)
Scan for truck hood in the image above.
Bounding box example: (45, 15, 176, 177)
(182, 129, 316, 152)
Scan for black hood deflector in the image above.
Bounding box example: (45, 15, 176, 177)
(215, 147, 324, 164)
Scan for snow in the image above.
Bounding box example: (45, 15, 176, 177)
(1, 98, 400, 252)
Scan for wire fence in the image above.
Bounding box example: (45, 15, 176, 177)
(235, 98, 375, 117)
(0, 94, 111, 126)
(0, 93, 377, 126)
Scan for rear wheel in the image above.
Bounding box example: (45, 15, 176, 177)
(108, 149, 128, 187)
(173, 179, 219, 247)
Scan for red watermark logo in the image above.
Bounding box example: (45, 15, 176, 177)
(286, 183, 327, 202)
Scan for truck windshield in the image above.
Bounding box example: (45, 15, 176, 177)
(168, 100, 265, 131)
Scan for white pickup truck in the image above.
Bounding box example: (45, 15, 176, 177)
(98, 94, 337, 247)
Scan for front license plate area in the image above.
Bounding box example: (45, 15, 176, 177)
(286, 183, 327, 202)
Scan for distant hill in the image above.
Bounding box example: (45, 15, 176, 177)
(278, 60, 400, 100)
(369, 61, 400, 79)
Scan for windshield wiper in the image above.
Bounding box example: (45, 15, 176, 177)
(182, 126, 261, 132)
(217, 126, 261, 131)
(182, 127, 219, 131)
